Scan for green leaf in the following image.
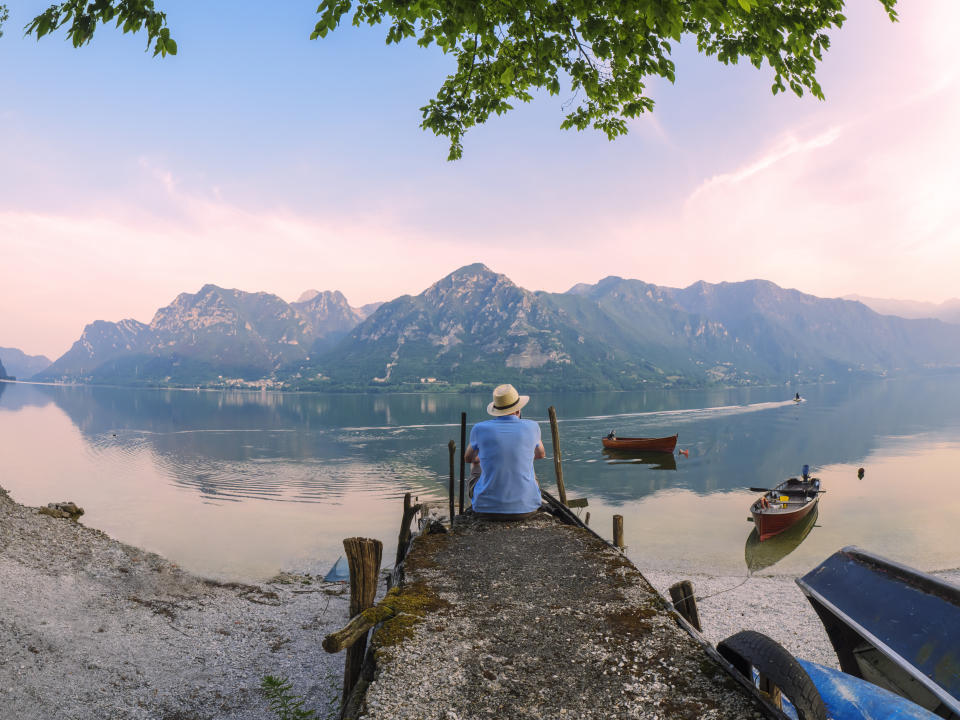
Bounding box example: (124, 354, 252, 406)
(499, 66, 514, 85)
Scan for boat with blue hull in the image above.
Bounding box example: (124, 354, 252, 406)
(797, 547, 960, 719)
(796, 660, 940, 720)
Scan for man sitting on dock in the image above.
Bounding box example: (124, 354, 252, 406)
(464, 384, 546, 519)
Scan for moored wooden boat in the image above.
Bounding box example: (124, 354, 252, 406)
(601, 433, 678, 453)
(750, 475, 821, 542)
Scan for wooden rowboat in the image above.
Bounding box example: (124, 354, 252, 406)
(601, 434, 678, 453)
(750, 475, 821, 542)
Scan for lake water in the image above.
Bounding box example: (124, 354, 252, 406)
(2, 375, 959, 582)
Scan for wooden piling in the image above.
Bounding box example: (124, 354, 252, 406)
(547, 406, 568, 506)
(459, 413, 466, 514)
(668, 580, 702, 632)
(448, 439, 456, 524)
(613, 514, 624, 550)
(341, 537, 383, 708)
(394, 493, 422, 568)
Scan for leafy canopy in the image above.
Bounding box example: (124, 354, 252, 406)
(23, 0, 176, 56)
(15, 0, 898, 159)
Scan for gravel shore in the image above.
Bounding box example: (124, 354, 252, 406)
(0, 484, 351, 720)
(643, 566, 960, 670)
(4, 481, 957, 719)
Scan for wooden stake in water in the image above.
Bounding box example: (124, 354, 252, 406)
(613, 514, 624, 550)
(448, 439, 456, 524)
(341, 537, 382, 707)
(459, 412, 466, 514)
(547, 406, 568, 506)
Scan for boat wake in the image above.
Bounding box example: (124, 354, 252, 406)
(568, 400, 797, 425)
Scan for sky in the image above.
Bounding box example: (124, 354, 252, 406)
(1, 1, 959, 360)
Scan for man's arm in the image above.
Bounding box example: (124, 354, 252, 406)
(534, 442, 546, 459)
(465, 444, 478, 463)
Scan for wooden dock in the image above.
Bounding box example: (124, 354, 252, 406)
(329, 505, 784, 719)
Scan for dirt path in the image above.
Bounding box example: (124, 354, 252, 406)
(0, 485, 351, 720)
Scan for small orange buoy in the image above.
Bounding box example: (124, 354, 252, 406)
(679, 449, 689, 457)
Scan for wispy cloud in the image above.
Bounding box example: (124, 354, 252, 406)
(689, 127, 843, 201)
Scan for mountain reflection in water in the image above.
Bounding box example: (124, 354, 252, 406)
(1, 374, 960, 580)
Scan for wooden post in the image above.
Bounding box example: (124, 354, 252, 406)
(395, 493, 412, 568)
(341, 537, 383, 708)
(459, 412, 466, 514)
(448, 439, 456, 524)
(668, 580, 702, 632)
(584, 511, 591, 526)
(547, 406, 568, 506)
(612, 514, 624, 550)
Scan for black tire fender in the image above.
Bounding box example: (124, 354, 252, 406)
(717, 630, 827, 720)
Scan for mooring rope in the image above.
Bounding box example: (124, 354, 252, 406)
(695, 575, 751, 603)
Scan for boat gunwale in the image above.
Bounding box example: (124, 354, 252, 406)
(796, 555, 960, 716)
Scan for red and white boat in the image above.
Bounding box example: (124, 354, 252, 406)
(750, 476, 822, 542)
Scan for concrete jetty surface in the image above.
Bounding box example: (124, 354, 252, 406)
(351, 512, 781, 719)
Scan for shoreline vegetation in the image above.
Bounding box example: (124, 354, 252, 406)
(2, 482, 958, 718)
(9, 366, 960, 396)
(0, 484, 350, 720)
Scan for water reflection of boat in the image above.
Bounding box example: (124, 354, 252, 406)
(602, 433, 678, 453)
(744, 505, 818, 573)
(601, 448, 677, 470)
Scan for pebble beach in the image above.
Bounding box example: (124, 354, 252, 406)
(0, 484, 351, 720)
(2, 482, 957, 718)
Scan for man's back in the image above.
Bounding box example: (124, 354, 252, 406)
(469, 415, 542, 515)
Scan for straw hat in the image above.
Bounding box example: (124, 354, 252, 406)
(487, 383, 530, 416)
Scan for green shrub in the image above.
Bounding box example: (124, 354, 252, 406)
(261, 676, 318, 720)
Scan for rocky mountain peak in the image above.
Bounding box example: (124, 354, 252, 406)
(294, 290, 350, 311)
(423, 264, 523, 307)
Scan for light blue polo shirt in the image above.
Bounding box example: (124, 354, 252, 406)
(469, 415, 542, 514)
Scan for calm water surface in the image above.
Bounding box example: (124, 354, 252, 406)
(1, 376, 959, 581)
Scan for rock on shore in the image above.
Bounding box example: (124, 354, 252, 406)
(0, 485, 350, 720)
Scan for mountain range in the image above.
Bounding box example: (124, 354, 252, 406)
(29, 264, 960, 390)
(0, 347, 53, 380)
(843, 295, 960, 325)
